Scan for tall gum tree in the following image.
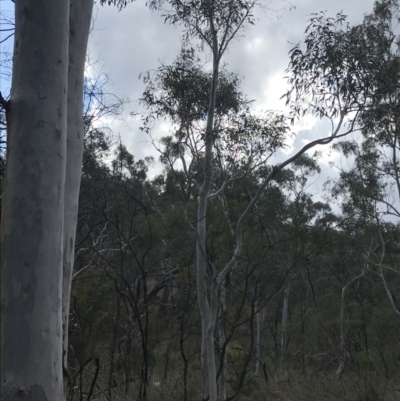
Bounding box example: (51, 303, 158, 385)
(62, 0, 94, 376)
(147, 2, 265, 399)
(1, 0, 130, 399)
(1, 2, 70, 399)
(146, 1, 371, 400)
(140, 51, 289, 400)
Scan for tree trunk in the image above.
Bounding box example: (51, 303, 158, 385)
(336, 284, 347, 377)
(108, 297, 121, 401)
(280, 285, 290, 372)
(197, 50, 219, 400)
(217, 281, 227, 401)
(1, 1, 95, 398)
(336, 269, 365, 377)
(206, 279, 218, 401)
(255, 294, 262, 376)
(62, 0, 94, 376)
(1, 1, 69, 399)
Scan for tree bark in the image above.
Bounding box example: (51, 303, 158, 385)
(255, 294, 261, 376)
(217, 281, 227, 401)
(206, 279, 218, 401)
(1, 1, 69, 399)
(336, 284, 347, 377)
(336, 269, 366, 377)
(62, 0, 94, 375)
(197, 45, 219, 401)
(1, 1, 95, 399)
(280, 285, 290, 373)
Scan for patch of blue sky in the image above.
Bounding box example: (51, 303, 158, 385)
(0, 0, 14, 97)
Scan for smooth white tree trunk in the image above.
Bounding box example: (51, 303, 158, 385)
(197, 52, 219, 401)
(1, 1, 69, 399)
(336, 284, 347, 377)
(1, 1, 95, 399)
(62, 0, 94, 374)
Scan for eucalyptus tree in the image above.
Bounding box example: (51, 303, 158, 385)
(141, 46, 290, 398)
(141, 1, 372, 399)
(326, 0, 400, 217)
(315, 0, 400, 320)
(153, 4, 274, 399)
(0, 0, 131, 399)
(141, 17, 368, 401)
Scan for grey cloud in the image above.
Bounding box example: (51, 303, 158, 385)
(88, 0, 377, 168)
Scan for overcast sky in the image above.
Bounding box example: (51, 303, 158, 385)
(0, 0, 379, 200)
(87, 0, 376, 171)
(0, 0, 377, 166)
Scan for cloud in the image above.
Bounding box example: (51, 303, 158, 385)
(88, 0, 376, 172)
